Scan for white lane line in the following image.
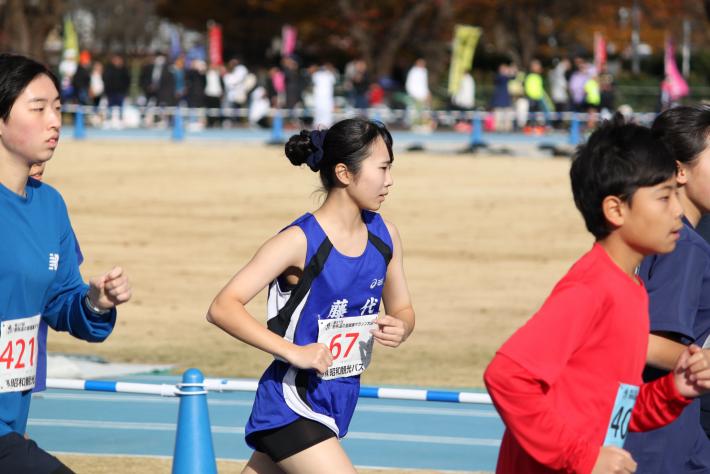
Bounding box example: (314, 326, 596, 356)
(28, 418, 500, 447)
(35, 393, 498, 418)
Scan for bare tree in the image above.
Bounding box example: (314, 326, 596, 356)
(66, 0, 160, 55)
(336, 0, 445, 78)
(0, 0, 65, 61)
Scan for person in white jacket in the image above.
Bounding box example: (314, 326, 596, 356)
(405, 58, 431, 130)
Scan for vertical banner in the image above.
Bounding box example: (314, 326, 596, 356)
(208, 22, 223, 65)
(664, 38, 689, 100)
(59, 16, 80, 95)
(594, 32, 607, 72)
(62, 16, 79, 59)
(281, 25, 297, 57)
(448, 25, 481, 96)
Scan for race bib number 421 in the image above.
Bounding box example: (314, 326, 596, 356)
(317, 314, 377, 380)
(604, 383, 639, 448)
(0, 315, 40, 392)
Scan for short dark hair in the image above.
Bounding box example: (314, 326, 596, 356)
(0, 53, 60, 121)
(651, 105, 710, 166)
(570, 114, 676, 239)
(284, 117, 394, 191)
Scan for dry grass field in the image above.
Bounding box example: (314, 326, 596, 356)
(58, 454, 480, 474)
(41, 138, 593, 472)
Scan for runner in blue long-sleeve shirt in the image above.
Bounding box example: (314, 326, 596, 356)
(0, 53, 132, 474)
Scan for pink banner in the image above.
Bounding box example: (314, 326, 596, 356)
(281, 25, 297, 57)
(594, 32, 606, 73)
(664, 39, 689, 100)
(208, 23, 223, 66)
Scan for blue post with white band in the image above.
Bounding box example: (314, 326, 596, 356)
(171, 368, 217, 474)
(267, 109, 285, 145)
(172, 106, 185, 142)
(73, 106, 86, 140)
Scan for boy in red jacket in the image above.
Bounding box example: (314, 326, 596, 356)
(484, 116, 710, 474)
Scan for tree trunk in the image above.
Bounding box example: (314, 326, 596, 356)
(372, 1, 436, 78)
(336, 0, 375, 67)
(337, 0, 438, 79)
(2, 0, 31, 55)
(422, 0, 455, 97)
(0, 0, 64, 62)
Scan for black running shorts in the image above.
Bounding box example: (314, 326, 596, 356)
(246, 417, 336, 462)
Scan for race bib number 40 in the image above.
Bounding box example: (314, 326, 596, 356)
(604, 383, 639, 448)
(318, 314, 377, 380)
(0, 315, 40, 392)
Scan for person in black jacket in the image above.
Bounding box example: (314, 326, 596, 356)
(103, 54, 130, 126)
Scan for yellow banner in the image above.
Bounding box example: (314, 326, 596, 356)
(448, 25, 481, 96)
(63, 16, 79, 59)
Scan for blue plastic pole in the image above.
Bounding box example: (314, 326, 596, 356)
(171, 369, 217, 474)
(73, 107, 86, 140)
(568, 114, 581, 145)
(372, 107, 383, 124)
(172, 107, 185, 142)
(268, 110, 284, 144)
(469, 115, 485, 149)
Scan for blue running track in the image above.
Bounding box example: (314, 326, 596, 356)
(28, 375, 502, 472)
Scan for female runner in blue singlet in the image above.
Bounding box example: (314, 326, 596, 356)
(207, 117, 415, 473)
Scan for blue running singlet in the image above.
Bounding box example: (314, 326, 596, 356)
(245, 211, 392, 444)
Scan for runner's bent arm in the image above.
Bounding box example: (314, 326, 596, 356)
(375, 221, 414, 347)
(207, 226, 333, 373)
(43, 203, 116, 341)
(643, 245, 708, 370)
(647, 332, 693, 370)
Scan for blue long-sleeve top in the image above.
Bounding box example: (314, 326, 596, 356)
(0, 178, 116, 436)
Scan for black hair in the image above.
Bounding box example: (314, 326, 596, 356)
(651, 105, 710, 166)
(284, 117, 394, 190)
(570, 114, 676, 239)
(0, 53, 60, 121)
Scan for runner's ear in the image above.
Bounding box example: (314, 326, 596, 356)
(334, 163, 351, 186)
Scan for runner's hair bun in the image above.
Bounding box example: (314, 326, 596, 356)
(285, 130, 313, 168)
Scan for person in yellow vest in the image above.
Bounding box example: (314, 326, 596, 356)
(584, 74, 601, 128)
(524, 59, 552, 133)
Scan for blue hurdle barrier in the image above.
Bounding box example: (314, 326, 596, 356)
(47, 370, 218, 473)
(46, 376, 492, 404)
(58, 104, 660, 155)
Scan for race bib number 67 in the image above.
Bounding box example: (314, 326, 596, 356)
(604, 383, 639, 448)
(0, 315, 40, 392)
(317, 314, 377, 380)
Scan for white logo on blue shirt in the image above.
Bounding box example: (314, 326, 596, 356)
(48, 253, 59, 271)
(369, 277, 384, 289)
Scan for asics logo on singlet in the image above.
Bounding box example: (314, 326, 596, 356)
(48, 253, 59, 271)
(369, 278, 384, 289)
